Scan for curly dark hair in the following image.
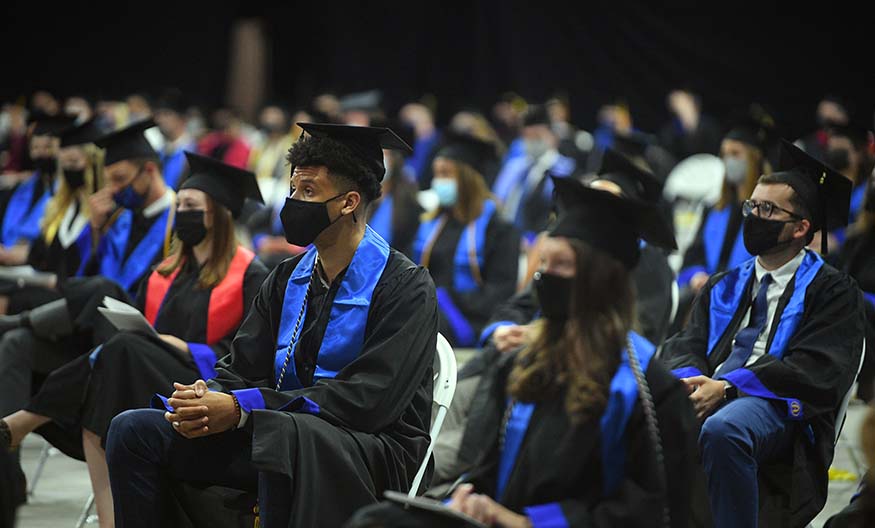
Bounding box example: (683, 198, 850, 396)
(285, 135, 382, 202)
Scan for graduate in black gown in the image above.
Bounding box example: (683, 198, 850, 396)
(836, 174, 875, 401)
(105, 122, 438, 528)
(349, 176, 697, 528)
(0, 118, 105, 315)
(662, 139, 866, 527)
(413, 132, 520, 348)
(0, 119, 177, 489)
(0, 152, 267, 526)
(479, 149, 676, 353)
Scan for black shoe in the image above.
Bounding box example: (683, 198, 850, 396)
(11, 454, 26, 506)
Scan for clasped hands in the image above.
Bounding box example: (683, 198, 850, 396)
(680, 375, 727, 420)
(163, 379, 239, 439)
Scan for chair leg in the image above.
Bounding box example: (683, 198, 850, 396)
(27, 440, 53, 496)
(75, 492, 95, 528)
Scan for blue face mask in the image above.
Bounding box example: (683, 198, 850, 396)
(113, 171, 148, 210)
(432, 179, 458, 207)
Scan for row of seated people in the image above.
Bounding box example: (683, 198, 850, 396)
(0, 118, 869, 528)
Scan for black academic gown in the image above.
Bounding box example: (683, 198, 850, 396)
(424, 212, 520, 348)
(662, 258, 866, 527)
(452, 348, 698, 527)
(206, 248, 437, 527)
(837, 229, 875, 401)
(26, 252, 268, 452)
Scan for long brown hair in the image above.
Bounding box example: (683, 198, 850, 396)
(716, 142, 773, 209)
(157, 195, 237, 288)
(508, 239, 636, 423)
(424, 159, 496, 224)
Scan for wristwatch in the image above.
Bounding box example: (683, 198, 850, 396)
(723, 381, 738, 401)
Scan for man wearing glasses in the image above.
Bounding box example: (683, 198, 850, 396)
(662, 139, 866, 527)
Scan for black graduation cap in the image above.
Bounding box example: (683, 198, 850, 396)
(828, 122, 872, 147)
(94, 118, 159, 166)
(522, 104, 550, 127)
(434, 131, 496, 176)
(724, 116, 774, 152)
(180, 151, 263, 218)
(549, 175, 677, 270)
(595, 148, 663, 203)
(772, 139, 852, 253)
(296, 122, 413, 181)
(59, 118, 104, 148)
(29, 112, 77, 137)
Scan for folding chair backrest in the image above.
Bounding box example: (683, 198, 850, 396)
(835, 338, 866, 445)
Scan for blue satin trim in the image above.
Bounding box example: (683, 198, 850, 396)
(496, 401, 535, 501)
(274, 226, 389, 390)
(524, 503, 569, 528)
(368, 195, 393, 246)
(159, 144, 194, 189)
(2, 172, 50, 246)
(702, 206, 751, 275)
(99, 207, 172, 294)
(187, 343, 217, 380)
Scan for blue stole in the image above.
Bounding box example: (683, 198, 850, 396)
(2, 172, 51, 246)
(702, 206, 751, 275)
(708, 250, 824, 419)
(99, 208, 172, 294)
(412, 200, 496, 293)
(368, 196, 394, 246)
(274, 226, 390, 390)
(159, 144, 193, 189)
(849, 183, 866, 221)
(496, 331, 655, 499)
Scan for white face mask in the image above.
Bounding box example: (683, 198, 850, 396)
(431, 178, 458, 207)
(723, 156, 748, 186)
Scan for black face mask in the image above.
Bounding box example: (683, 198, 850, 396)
(279, 193, 347, 247)
(825, 148, 851, 172)
(175, 210, 208, 246)
(742, 214, 797, 256)
(533, 271, 574, 321)
(33, 157, 57, 174)
(62, 169, 86, 189)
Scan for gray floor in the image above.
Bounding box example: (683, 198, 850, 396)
(12, 395, 871, 527)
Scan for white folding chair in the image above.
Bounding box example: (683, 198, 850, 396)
(408, 333, 458, 497)
(834, 338, 866, 446)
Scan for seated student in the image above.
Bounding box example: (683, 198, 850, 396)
(662, 139, 866, 527)
(674, 120, 773, 329)
(0, 118, 106, 316)
(350, 176, 697, 527)
(105, 123, 438, 528)
(413, 132, 520, 348)
(479, 149, 676, 354)
(0, 113, 75, 266)
(492, 104, 576, 245)
(0, 119, 176, 480)
(837, 174, 875, 401)
(0, 152, 267, 526)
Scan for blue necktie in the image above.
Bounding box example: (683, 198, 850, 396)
(715, 274, 772, 376)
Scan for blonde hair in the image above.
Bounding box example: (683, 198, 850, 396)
(41, 144, 103, 244)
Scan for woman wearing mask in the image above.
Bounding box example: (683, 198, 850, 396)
(0, 118, 104, 315)
(0, 152, 268, 527)
(413, 133, 520, 348)
(347, 178, 697, 528)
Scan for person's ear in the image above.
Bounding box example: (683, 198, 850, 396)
(341, 191, 362, 217)
(793, 218, 811, 240)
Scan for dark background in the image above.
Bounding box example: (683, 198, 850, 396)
(3, 0, 872, 138)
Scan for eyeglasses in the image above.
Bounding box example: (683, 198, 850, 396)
(742, 200, 803, 220)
